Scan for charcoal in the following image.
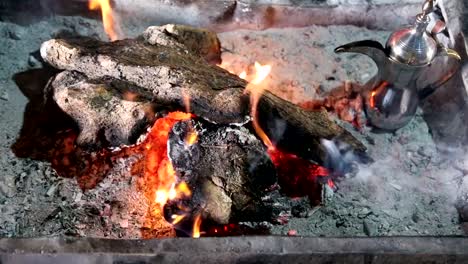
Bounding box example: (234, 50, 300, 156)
(166, 119, 277, 224)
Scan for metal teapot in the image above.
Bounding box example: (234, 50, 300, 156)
(335, 0, 461, 130)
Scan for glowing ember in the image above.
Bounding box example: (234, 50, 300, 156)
(192, 214, 202, 238)
(142, 111, 193, 207)
(186, 130, 198, 146)
(88, 0, 121, 41)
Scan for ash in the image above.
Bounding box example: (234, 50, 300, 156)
(0, 15, 466, 238)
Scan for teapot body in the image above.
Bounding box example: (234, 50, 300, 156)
(362, 62, 424, 130)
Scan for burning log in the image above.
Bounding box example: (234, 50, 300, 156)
(40, 24, 366, 163)
(40, 37, 248, 125)
(165, 119, 277, 225)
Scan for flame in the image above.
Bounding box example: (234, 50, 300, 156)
(88, 0, 121, 41)
(219, 61, 334, 193)
(171, 214, 186, 225)
(217, 61, 272, 148)
(186, 131, 198, 146)
(192, 214, 202, 238)
(369, 90, 376, 108)
(143, 111, 193, 207)
(250, 62, 272, 85)
(181, 92, 198, 146)
(244, 62, 273, 149)
(239, 71, 247, 80)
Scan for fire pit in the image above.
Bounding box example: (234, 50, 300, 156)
(0, 0, 468, 262)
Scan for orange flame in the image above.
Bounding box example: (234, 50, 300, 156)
(219, 61, 334, 192)
(171, 214, 186, 225)
(244, 62, 273, 149)
(192, 214, 202, 238)
(181, 92, 198, 146)
(186, 131, 198, 146)
(218, 61, 273, 148)
(88, 0, 121, 41)
(143, 111, 193, 208)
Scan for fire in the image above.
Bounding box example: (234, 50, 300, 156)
(171, 214, 186, 225)
(182, 92, 198, 146)
(186, 131, 198, 146)
(140, 110, 204, 237)
(142, 111, 193, 208)
(219, 61, 334, 193)
(88, 0, 121, 41)
(192, 214, 202, 238)
(250, 62, 272, 85)
(243, 62, 274, 149)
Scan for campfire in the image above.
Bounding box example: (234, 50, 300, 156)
(7, 0, 373, 238)
(4, 0, 468, 247)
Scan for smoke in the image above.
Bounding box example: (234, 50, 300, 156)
(319, 113, 468, 226)
(321, 138, 360, 176)
(345, 139, 467, 220)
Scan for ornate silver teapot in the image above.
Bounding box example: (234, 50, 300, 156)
(335, 0, 460, 130)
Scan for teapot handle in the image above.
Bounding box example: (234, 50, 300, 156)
(417, 46, 461, 100)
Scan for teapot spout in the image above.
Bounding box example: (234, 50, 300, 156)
(335, 40, 387, 69)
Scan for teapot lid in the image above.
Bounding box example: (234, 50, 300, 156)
(385, 0, 438, 66)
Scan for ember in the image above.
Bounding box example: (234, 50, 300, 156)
(137, 111, 203, 237)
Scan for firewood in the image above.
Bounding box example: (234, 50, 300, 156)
(165, 119, 277, 224)
(40, 25, 366, 163)
(40, 37, 249, 125)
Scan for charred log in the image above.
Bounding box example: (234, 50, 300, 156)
(40, 25, 365, 163)
(40, 36, 248, 125)
(257, 92, 366, 164)
(165, 119, 277, 225)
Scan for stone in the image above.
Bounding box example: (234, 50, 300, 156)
(363, 220, 377, 236)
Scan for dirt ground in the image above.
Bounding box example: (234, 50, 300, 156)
(0, 15, 466, 238)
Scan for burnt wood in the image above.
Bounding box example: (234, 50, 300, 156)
(40, 25, 366, 163)
(166, 119, 277, 225)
